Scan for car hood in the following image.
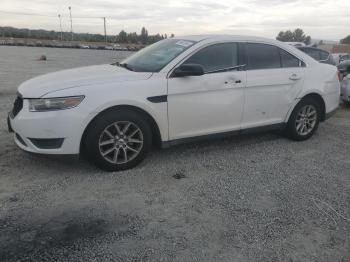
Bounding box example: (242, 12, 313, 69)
(18, 64, 153, 98)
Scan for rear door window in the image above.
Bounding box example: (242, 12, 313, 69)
(247, 43, 281, 70)
(280, 49, 300, 68)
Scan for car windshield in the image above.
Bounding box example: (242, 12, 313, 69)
(120, 39, 196, 72)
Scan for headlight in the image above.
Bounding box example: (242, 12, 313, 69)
(29, 96, 85, 112)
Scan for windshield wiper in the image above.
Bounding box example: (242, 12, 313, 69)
(115, 62, 134, 71)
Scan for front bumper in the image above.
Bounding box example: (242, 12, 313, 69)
(8, 99, 87, 154)
(7, 113, 13, 132)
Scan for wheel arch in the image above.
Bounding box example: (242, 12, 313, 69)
(287, 92, 326, 122)
(80, 105, 162, 154)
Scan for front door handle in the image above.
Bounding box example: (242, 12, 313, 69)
(224, 79, 242, 84)
(289, 74, 301, 81)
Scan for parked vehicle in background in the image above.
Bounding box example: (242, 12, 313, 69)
(340, 54, 350, 63)
(285, 42, 306, 47)
(338, 61, 350, 104)
(8, 35, 340, 171)
(297, 47, 336, 65)
(338, 60, 350, 78)
(331, 53, 347, 65)
(79, 45, 90, 49)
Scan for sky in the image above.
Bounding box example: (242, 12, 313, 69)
(1, 0, 349, 41)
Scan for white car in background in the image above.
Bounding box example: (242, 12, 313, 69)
(8, 35, 340, 171)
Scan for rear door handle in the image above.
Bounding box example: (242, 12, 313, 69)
(289, 74, 301, 81)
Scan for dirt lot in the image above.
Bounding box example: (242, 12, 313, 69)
(0, 46, 350, 262)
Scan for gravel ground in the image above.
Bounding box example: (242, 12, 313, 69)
(0, 46, 350, 262)
(0, 46, 132, 94)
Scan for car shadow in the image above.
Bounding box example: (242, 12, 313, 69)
(17, 130, 286, 174)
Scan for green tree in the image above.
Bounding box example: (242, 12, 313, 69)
(117, 30, 127, 43)
(127, 32, 138, 43)
(0, 26, 172, 45)
(340, 35, 350, 44)
(276, 28, 311, 45)
(140, 27, 148, 44)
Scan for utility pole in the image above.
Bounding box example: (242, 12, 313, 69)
(68, 6, 73, 41)
(103, 17, 107, 44)
(58, 14, 63, 41)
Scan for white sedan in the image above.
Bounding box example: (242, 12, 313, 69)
(8, 35, 340, 171)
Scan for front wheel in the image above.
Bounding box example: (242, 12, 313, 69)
(286, 98, 321, 141)
(83, 109, 152, 171)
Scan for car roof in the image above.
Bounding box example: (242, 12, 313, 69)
(175, 34, 278, 43)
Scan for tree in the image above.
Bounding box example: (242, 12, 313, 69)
(340, 35, 350, 44)
(117, 30, 127, 43)
(127, 32, 138, 43)
(0, 25, 175, 45)
(276, 28, 311, 45)
(140, 27, 148, 44)
(170, 34, 175, 38)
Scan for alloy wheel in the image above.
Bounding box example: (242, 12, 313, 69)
(98, 121, 144, 164)
(295, 105, 317, 136)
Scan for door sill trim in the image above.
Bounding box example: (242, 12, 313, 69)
(161, 123, 286, 148)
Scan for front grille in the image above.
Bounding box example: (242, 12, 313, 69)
(11, 95, 23, 118)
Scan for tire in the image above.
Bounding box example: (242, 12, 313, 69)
(286, 98, 321, 141)
(83, 109, 152, 171)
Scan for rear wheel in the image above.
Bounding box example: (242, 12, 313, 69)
(83, 109, 152, 171)
(286, 98, 321, 141)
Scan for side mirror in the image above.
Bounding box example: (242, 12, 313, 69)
(172, 64, 204, 77)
